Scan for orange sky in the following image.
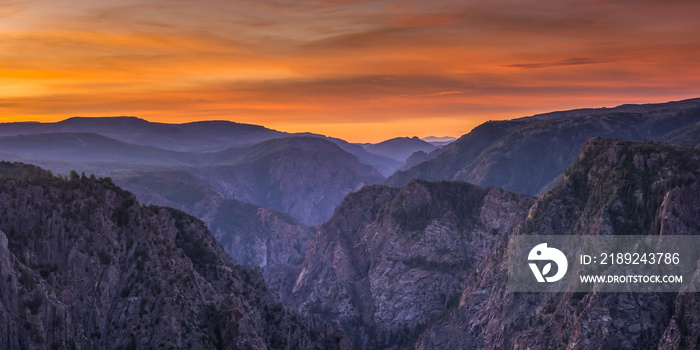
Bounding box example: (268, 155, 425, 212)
(1, 0, 700, 142)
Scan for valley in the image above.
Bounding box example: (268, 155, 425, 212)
(1, 98, 699, 349)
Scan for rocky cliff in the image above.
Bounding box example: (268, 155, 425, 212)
(387, 98, 700, 196)
(415, 138, 700, 349)
(289, 180, 534, 349)
(0, 162, 351, 349)
(112, 169, 316, 301)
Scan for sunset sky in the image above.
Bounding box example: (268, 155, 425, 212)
(1, 0, 699, 142)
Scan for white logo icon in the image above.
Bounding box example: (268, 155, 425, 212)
(528, 243, 568, 283)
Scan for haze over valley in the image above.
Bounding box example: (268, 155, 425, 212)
(1, 98, 700, 348)
(2, 0, 700, 348)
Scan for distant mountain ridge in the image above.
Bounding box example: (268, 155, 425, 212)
(421, 136, 456, 147)
(421, 136, 456, 143)
(387, 98, 700, 196)
(293, 133, 403, 177)
(0, 132, 202, 165)
(191, 137, 384, 225)
(0, 116, 284, 152)
(0, 133, 384, 225)
(0, 116, 404, 176)
(362, 136, 437, 163)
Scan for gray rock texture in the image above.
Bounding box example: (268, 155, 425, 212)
(290, 180, 534, 349)
(0, 163, 352, 350)
(415, 138, 700, 349)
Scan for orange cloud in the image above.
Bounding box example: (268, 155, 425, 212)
(0, 0, 699, 142)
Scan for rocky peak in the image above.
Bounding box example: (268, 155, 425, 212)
(0, 162, 352, 349)
(289, 180, 534, 349)
(416, 138, 700, 349)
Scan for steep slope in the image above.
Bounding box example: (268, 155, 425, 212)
(416, 138, 700, 349)
(364, 137, 437, 163)
(399, 151, 431, 171)
(399, 146, 451, 172)
(208, 200, 315, 302)
(197, 137, 385, 225)
(661, 120, 700, 149)
(289, 180, 534, 349)
(112, 170, 315, 300)
(387, 98, 700, 196)
(111, 170, 224, 224)
(0, 162, 351, 349)
(319, 136, 403, 177)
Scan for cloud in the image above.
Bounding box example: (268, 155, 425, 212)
(503, 57, 613, 70)
(0, 0, 699, 141)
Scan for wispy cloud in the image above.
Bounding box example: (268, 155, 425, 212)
(0, 0, 699, 141)
(504, 58, 613, 70)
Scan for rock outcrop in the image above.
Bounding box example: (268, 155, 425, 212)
(290, 180, 534, 349)
(415, 138, 700, 349)
(0, 162, 351, 349)
(112, 169, 316, 300)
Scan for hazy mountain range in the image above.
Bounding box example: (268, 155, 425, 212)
(0, 118, 453, 225)
(0, 98, 699, 349)
(0, 132, 385, 225)
(0, 116, 439, 177)
(388, 98, 700, 196)
(420, 136, 457, 147)
(361, 136, 437, 163)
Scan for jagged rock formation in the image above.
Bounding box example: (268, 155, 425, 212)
(0, 162, 351, 349)
(208, 199, 315, 304)
(415, 138, 700, 349)
(387, 98, 700, 196)
(3, 101, 700, 350)
(112, 169, 316, 299)
(289, 180, 534, 349)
